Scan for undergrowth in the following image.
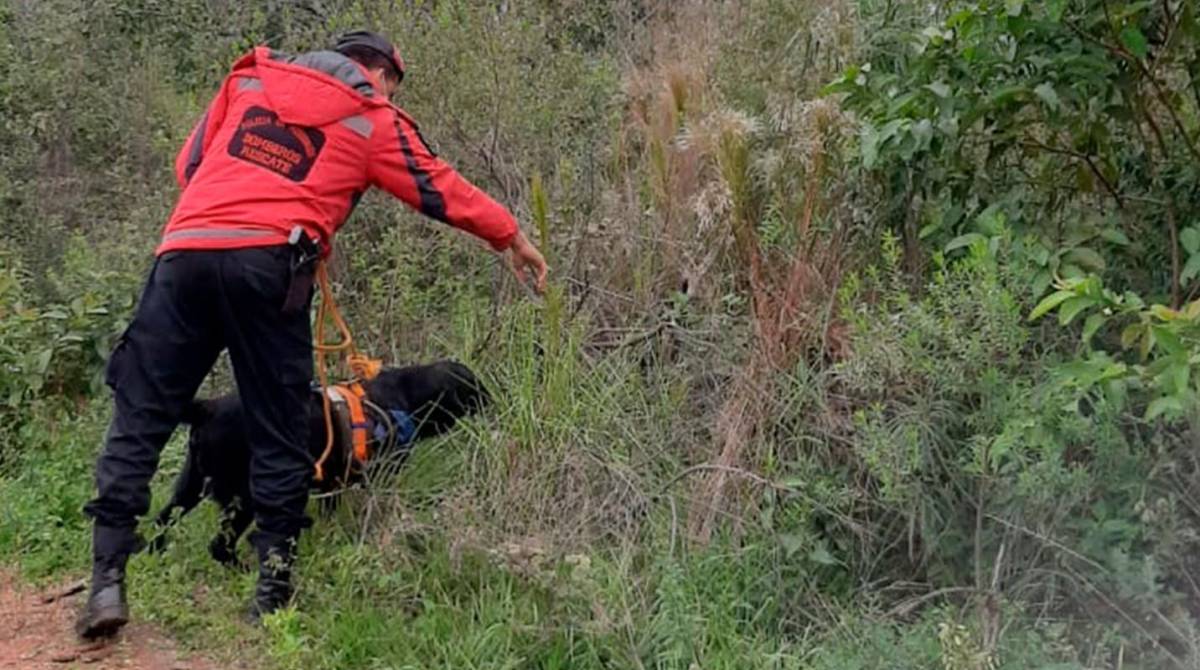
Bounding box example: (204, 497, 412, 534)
(3, 1, 1199, 669)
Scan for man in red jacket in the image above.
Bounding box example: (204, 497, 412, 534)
(77, 31, 547, 638)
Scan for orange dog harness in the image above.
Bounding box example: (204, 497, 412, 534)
(328, 382, 371, 465)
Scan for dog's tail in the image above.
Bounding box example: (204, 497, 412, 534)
(179, 398, 217, 426)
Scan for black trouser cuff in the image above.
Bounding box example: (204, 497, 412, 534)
(92, 523, 139, 562)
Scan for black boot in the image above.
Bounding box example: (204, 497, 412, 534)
(245, 538, 296, 623)
(75, 524, 135, 639)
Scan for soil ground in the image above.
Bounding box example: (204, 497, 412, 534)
(0, 570, 219, 670)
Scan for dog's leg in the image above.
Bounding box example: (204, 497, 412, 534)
(145, 446, 207, 554)
(209, 497, 254, 570)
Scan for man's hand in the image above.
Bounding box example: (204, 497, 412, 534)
(505, 230, 549, 295)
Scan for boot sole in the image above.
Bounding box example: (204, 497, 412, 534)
(76, 606, 129, 640)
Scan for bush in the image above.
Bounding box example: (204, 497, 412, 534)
(760, 239, 1199, 666)
(0, 241, 134, 460)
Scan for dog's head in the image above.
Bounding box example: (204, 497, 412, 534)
(364, 360, 491, 440)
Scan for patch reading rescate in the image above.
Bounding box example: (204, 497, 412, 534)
(227, 106, 325, 182)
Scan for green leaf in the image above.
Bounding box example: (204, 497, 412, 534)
(779, 533, 804, 558)
(910, 119, 934, 152)
(1032, 270, 1053, 298)
(821, 66, 861, 95)
(1181, 227, 1200, 255)
(1034, 83, 1060, 111)
(1082, 313, 1106, 344)
(975, 205, 1006, 236)
(1120, 322, 1143, 348)
(1117, 1, 1156, 21)
(925, 81, 951, 98)
(874, 117, 900, 137)
(1172, 361, 1189, 394)
(1029, 290, 1076, 321)
(1064, 247, 1106, 272)
(1099, 228, 1131, 246)
(809, 543, 840, 566)
(1120, 25, 1149, 59)
(1145, 395, 1183, 421)
(945, 233, 985, 253)
(35, 348, 53, 375)
(861, 124, 880, 168)
(1152, 325, 1185, 356)
(946, 9, 976, 29)
(1059, 296, 1096, 325)
(1046, 0, 1068, 21)
(1185, 300, 1200, 320)
(1005, 0, 1025, 16)
(1151, 304, 1181, 321)
(989, 85, 1028, 106)
(1182, 253, 1200, 283)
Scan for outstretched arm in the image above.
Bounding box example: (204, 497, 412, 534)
(368, 110, 548, 292)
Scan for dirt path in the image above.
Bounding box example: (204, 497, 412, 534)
(0, 571, 219, 670)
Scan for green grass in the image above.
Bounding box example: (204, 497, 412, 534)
(0, 307, 791, 669)
(0, 397, 1083, 670)
(0, 299, 1099, 670)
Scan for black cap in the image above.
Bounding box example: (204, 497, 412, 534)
(333, 30, 405, 82)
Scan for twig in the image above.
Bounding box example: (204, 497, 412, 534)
(1067, 14, 1200, 163)
(1133, 90, 1184, 307)
(1020, 140, 1124, 209)
(589, 322, 669, 351)
(984, 514, 1107, 573)
(40, 580, 86, 604)
(886, 586, 979, 618)
(661, 462, 873, 538)
(661, 462, 778, 494)
(1063, 563, 1191, 669)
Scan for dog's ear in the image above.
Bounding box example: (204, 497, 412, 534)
(179, 399, 216, 426)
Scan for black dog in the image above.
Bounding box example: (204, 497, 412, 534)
(147, 360, 488, 566)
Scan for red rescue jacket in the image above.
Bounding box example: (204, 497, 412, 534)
(159, 47, 518, 256)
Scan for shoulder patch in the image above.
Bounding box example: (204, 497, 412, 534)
(341, 115, 374, 139)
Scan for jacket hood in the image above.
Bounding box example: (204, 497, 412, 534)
(238, 47, 385, 127)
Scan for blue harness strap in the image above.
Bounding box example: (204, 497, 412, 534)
(391, 410, 416, 445)
(370, 409, 417, 446)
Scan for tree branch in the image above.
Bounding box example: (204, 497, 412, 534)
(1020, 139, 1124, 209)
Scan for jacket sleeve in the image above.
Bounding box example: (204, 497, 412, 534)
(174, 77, 233, 189)
(367, 112, 518, 251)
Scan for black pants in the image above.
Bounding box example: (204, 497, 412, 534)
(84, 246, 313, 558)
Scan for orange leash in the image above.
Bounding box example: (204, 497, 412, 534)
(312, 261, 382, 482)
